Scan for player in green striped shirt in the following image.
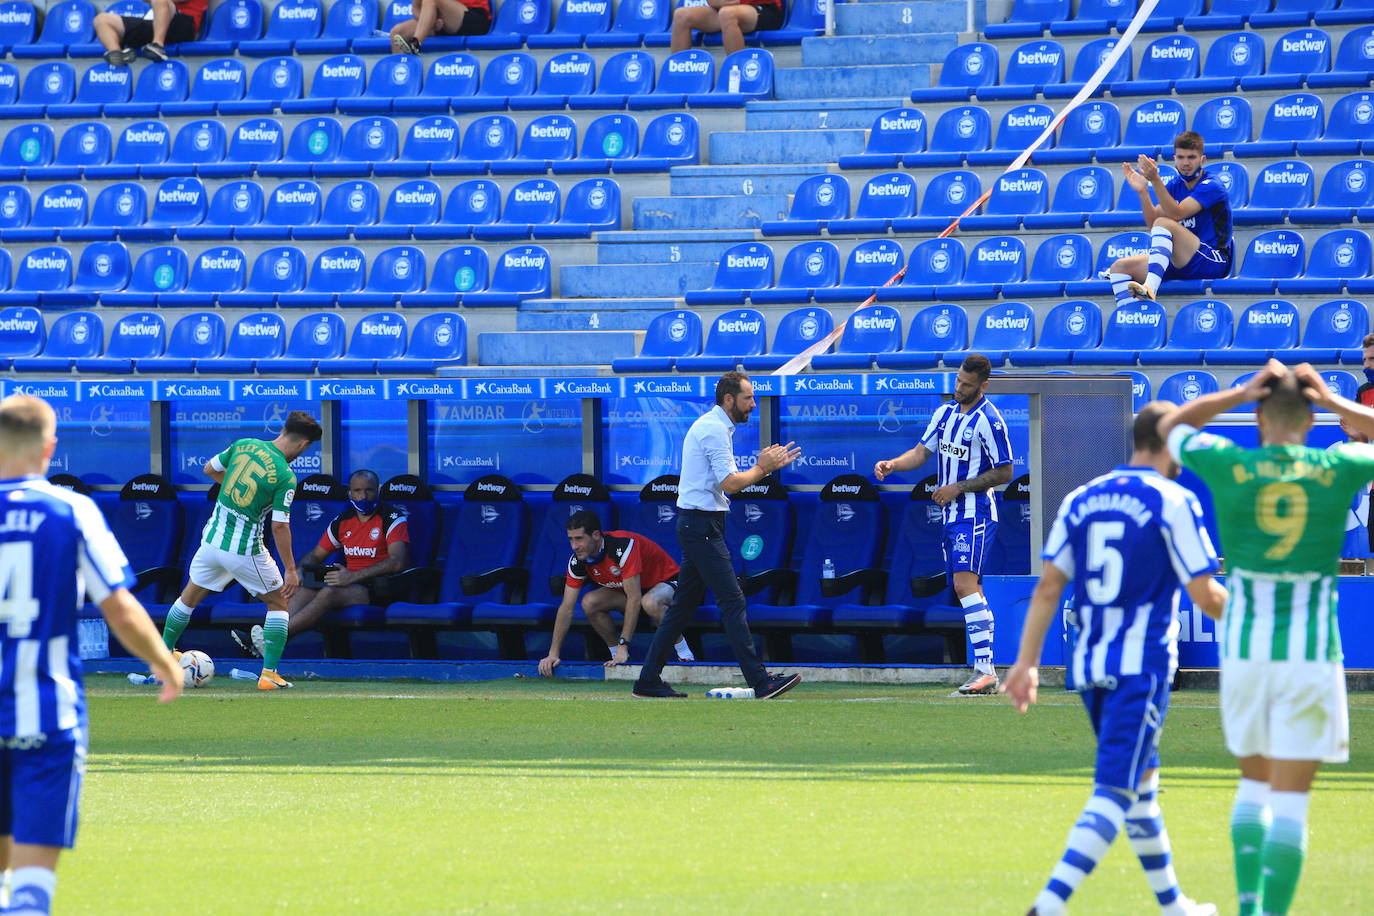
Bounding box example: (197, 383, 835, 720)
(160, 412, 322, 691)
(1159, 360, 1374, 916)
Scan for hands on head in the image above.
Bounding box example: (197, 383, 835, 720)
(1240, 357, 1290, 402)
(1292, 361, 1336, 409)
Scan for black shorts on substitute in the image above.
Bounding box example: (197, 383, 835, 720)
(120, 13, 197, 47)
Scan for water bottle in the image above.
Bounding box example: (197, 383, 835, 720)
(78, 618, 109, 660)
(728, 64, 741, 94)
(822, 558, 835, 579)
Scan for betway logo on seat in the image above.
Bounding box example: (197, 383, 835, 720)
(24, 255, 67, 271)
(476, 481, 508, 494)
(278, 189, 318, 205)
(879, 115, 922, 132)
(322, 64, 362, 79)
(321, 255, 362, 271)
(1273, 102, 1319, 118)
(718, 319, 761, 333)
(129, 481, 162, 492)
(998, 177, 1044, 193)
(503, 254, 546, 269)
(396, 189, 437, 205)
(46, 195, 85, 209)
(1006, 112, 1051, 128)
(667, 58, 709, 74)
(986, 315, 1029, 329)
(1014, 50, 1059, 66)
(200, 255, 243, 271)
(88, 70, 128, 84)
(548, 60, 591, 76)
(854, 315, 896, 330)
(1264, 170, 1309, 184)
(1254, 240, 1300, 256)
(563, 483, 592, 495)
(830, 483, 862, 494)
(203, 68, 242, 82)
(529, 123, 573, 139)
(126, 128, 167, 144)
(1280, 38, 1325, 53)
(434, 62, 476, 78)
(868, 182, 910, 197)
(278, 5, 318, 18)
(977, 248, 1021, 262)
(1150, 45, 1194, 59)
(414, 125, 455, 141)
(513, 188, 556, 203)
(240, 322, 280, 336)
(158, 188, 201, 204)
(1115, 310, 1160, 325)
(726, 254, 768, 269)
(0, 318, 38, 332)
(238, 127, 280, 143)
(1249, 310, 1293, 324)
(302, 480, 332, 493)
(361, 322, 402, 336)
(1135, 110, 1180, 124)
(650, 480, 677, 493)
(123, 324, 161, 336)
(853, 248, 899, 265)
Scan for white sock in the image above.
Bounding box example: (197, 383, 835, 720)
(961, 592, 995, 675)
(673, 638, 694, 661)
(1145, 225, 1173, 295)
(1268, 790, 1309, 826)
(9, 866, 55, 915)
(1109, 271, 1135, 307)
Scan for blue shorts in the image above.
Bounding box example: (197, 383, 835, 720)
(1081, 673, 1170, 791)
(1164, 242, 1230, 281)
(0, 732, 86, 848)
(943, 519, 997, 580)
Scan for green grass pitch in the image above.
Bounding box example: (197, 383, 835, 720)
(66, 676, 1374, 915)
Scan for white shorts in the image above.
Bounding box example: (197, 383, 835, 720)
(188, 543, 284, 597)
(1220, 659, 1350, 763)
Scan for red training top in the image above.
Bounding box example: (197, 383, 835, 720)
(318, 504, 410, 572)
(175, 0, 209, 31)
(460, 0, 491, 16)
(565, 530, 679, 592)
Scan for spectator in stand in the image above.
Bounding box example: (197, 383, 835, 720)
(95, 0, 207, 66)
(390, 0, 491, 54)
(670, 0, 784, 55)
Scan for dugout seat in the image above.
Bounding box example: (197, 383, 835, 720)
(685, 242, 775, 306)
(12, 309, 102, 372)
(1008, 299, 1101, 366)
(137, 311, 227, 373)
(611, 308, 702, 372)
(695, 473, 794, 626)
(961, 236, 1027, 299)
(750, 241, 841, 305)
(1208, 299, 1301, 364)
(810, 303, 902, 370)
(675, 308, 767, 371)
(903, 105, 991, 167)
(828, 172, 917, 235)
(1023, 166, 1114, 230)
(626, 475, 682, 564)
(878, 237, 965, 300)
(105, 474, 182, 604)
(838, 108, 927, 169)
(875, 302, 970, 369)
(74, 311, 165, 373)
(761, 174, 849, 236)
(1137, 299, 1233, 366)
(1281, 229, 1373, 295)
(743, 306, 835, 370)
(959, 168, 1049, 231)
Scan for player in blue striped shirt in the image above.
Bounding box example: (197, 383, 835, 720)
(1004, 402, 1226, 916)
(0, 395, 181, 916)
(875, 354, 1014, 694)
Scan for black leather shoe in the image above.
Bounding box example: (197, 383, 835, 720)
(754, 672, 801, 700)
(632, 680, 686, 698)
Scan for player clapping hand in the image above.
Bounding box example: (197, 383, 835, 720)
(757, 441, 802, 473)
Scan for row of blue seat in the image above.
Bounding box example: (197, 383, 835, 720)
(0, 49, 772, 117)
(0, 175, 621, 241)
(0, 112, 696, 180)
(0, 241, 551, 306)
(986, 0, 1374, 39)
(919, 27, 1374, 102)
(769, 162, 1374, 236)
(615, 298, 1372, 372)
(843, 92, 1373, 170)
(3, 0, 822, 59)
(687, 230, 1374, 306)
(0, 305, 467, 372)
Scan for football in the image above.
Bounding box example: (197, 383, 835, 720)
(180, 650, 215, 688)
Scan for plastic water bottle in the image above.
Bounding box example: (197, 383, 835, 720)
(822, 558, 835, 579)
(78, 618, 109, 660)
(728, 64, 741, 94)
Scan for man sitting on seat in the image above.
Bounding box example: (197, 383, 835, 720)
(233, 469, 410, 657)
(389, 0, 491, 54)
(670, 0, 784, 56)
(538, 510, 694, 677)
(95, 0, 206, 66)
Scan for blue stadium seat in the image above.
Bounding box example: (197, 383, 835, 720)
(1247, 0, 1332, 28)
(947, 301, 1033, 366)
(742, 306, 835, 370)
(74, 311, 164, 373)
(157, 249, 247, 307)
(1035, 101, 1119, 164)
(337, 53, 422, 115)
(256, 117, 344, 178)
(1311, 160, 1374, 224)
(211, 117, 285, 175)
(1234, 92, 1323, 157)
(119, 176, 206, 242)
(332, 116, 400, 173)
(1280, 229, 1372, 295)
(456, 52, 537, 110)
(874, 302, 969, 369)
(611, 308, 702, 372)
(0, 246, 70, 306)
(377, 0, 413, 36)
(281, 54, 366, 114)
(1240, 28, 1331, 91)
(760, 174, 848, 236)
(12, 0, 95, 59)
(1309, 24, 1374, 88)
(573, 50, 654, 107)
(751, 241, 840, 305)
(584, 0, 669, 47)
(294, 245, 366, 307)
(837, 108, 927, 169)
(240, 0, 323, 56)
(1008, 299, 1101, 366)
(1138, 298, 1233, 365)
(977, 40, 1064, 102)
(536, 176, 619, 238)
(685, 242, 775, 306)
(903, 105, 991, 167)
(220, 246, 308, 307)
(351, 178, 442, 240)
(4, 183, 85, 242)
(340, 246, 427, 308)
(828, 171, 916, 235)
(400, 244, 488, 305)
(1298, 90, 1374, 156)
(0, 64, 16, 109)
(230, 57, 306, 116)
(374, 115, 460, 176)
(1238, 160, 1314, 225)
(1114, 35, 1200, 97)
(0, 183, 29, 234)
(78, 118, 171, 180)
(276, 177, 369, 240)
(1192, 95, 1252, 155)
(100, 245, 188, 307)
(814, 239, 904, 303)
(985, 0, 1068, 38)
(74, 181, 145, 240)
(439, 114, 516, 175)
(690, 48, 774, 107)
(178, 179, 264, 241)
(913, 42, 998, 103)
(137, 312, 227, 372)
(462, 244, 551, 305)
(1213, 229, 1306, 295)
(557, 112, 638, 172)
(1207, 298, 1301, 364)
(320, 311, 408, 372)
(1316, 0, 1374, 27)
(102, 60, 188, 119)
(229, 179, 322, 241)
(491, 113, 578, 173)
(628, 49, 712, 108)
(960, 167, 1048, 230)
(878, 237, 966, 301)
(1001, 233, 1092, 299)
(273, 311, 345, 372)
(1110, 370, 1151, 411)
(809, 304, 902, 370)
(1092, 299, 1167, 364)
(50, 61, 132, 120)
(617, 111, 697, 171)
(1043, 36, 1132, 99)
(759, 0, 827, 44)
(1023, 166, 1113, 230)
(961, 236, 1027, 299)
(467, 0, 552, 49)
(965, 104, 1055, 166)
(0, 1, 36, 55)
(296, 0, 375, 54)
(0, 306, 43, 363)
(516, 51, 595, 108)
(54, 241, 130, 306)
(153, 120, 229, 179)
(1207, 160, 1250, 212)
(185, 0, 264, 54)
(528, 0, 612, 48)
(1158, 370, 1218, 404)
(12, 310, 102, 372)
(409, 178, 499, 240)
(390, 312, 468, 372)
(1141, 0, 1204, 29)
(1106, 98, 1187, 160)
(1180, 0, 1256, 30)
(675, 308, 767, 371)
(397, 52, 479, 113)
(34, 121, 106, 182)
(472, 178, 560, 240)
(16, 62, 76, 119)
(1175, 31, 1263, 94)
(1293, 298, 1369, 362)
(158, 58, 246, 118)
(0, 124, 54, 180)
(198, 311, 286, 372)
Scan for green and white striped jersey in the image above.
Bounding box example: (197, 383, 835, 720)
(201, 439, 297, 556)
(1171, 425, 1374, 663)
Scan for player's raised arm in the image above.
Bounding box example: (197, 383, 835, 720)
(1158, 359, 1288, 439)
(100, 589, 182, 702)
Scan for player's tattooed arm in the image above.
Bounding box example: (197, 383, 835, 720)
(955, 462, 1014, 494)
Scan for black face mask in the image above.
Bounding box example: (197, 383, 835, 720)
(1365, 368, 1374, 385)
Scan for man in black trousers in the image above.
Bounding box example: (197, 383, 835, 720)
(632, 371, 803, 700)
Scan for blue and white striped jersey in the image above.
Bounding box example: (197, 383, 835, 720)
(1044, 467, 1220, 688)
(918, 397, 1015, 523)
(0, 477, 133, 739)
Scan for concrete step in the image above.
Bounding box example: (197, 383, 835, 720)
(670, 163, 827, 196)
(633, 193, 789, 230)
(559, 260, 717, 298)
(597, 230, 755, 264)
(834, 1, 966, 35)
(773, 63, 933, 101)
(515, 308, 669, 331)
(801, 34, 959, 68)
(477, 330, 637, 366)
(709, 128, 868, 164)
(745, 99, 901, 131)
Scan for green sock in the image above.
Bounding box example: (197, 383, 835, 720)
(161, 600, 193, 652)
(1260, 817, 1306, 915)
(261, 611, 289, 672)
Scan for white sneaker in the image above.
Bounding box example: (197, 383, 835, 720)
(957, 671, 1000, 695)
(251, 624, 266, 658)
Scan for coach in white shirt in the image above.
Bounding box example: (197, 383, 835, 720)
(632, 371, 803, 700)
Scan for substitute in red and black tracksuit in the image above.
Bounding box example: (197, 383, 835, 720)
(538, 510, 695, 676)
(671, 0, 784, 56)
(390, 0, 491, 55)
